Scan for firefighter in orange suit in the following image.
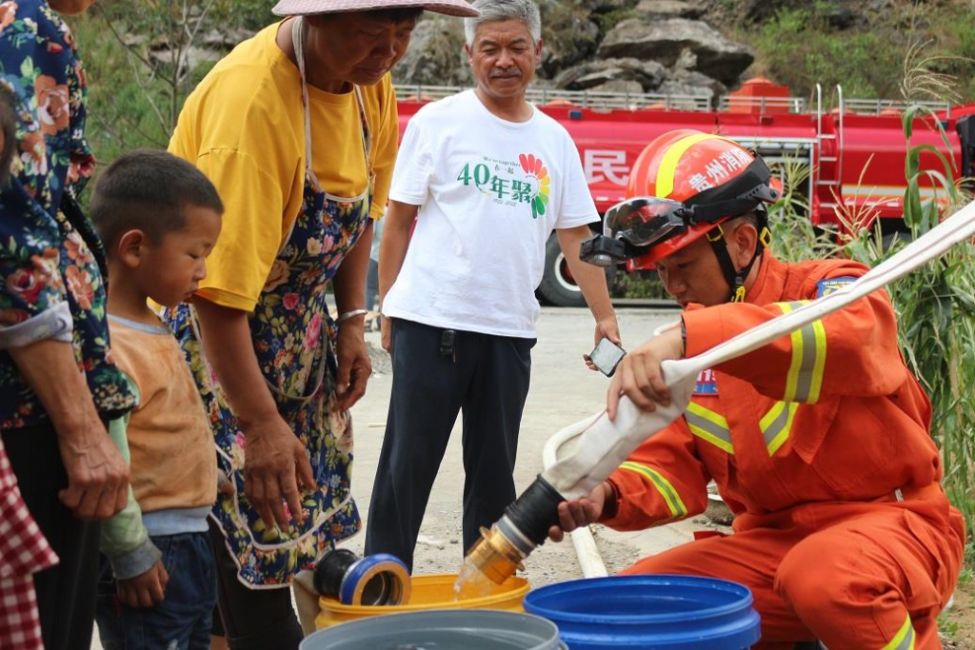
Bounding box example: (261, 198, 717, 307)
(552, 130, 966, 649)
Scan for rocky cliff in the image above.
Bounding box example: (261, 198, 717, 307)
(392, 0, 975, 103)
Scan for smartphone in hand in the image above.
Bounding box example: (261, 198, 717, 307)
(588, 338, 626, 377)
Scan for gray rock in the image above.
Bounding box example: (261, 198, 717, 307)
(149, 45, 221, 73)
(602, 18, 754, 85)
(200, 27, 255, 49)
(588, 79, 645, 95)
(598, 18, 753, 85)
(673, 46, 697, 71)
(554, 57, 666, 90)
(635, 0, 706, 19)
(660, 68, 727, 96)
(538, 3, 600, 78)
(392, 16, 472, 87)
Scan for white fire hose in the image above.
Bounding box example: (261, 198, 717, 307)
(543, 199, 975, 578)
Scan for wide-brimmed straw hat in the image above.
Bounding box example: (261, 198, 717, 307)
(272, 0, 479, 17)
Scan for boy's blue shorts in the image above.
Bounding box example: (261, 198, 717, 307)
(96, 531, 216, 650)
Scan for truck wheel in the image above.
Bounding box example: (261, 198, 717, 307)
(537, 235, 587, 307)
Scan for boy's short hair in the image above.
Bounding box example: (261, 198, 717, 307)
(90, 149, 223, 251)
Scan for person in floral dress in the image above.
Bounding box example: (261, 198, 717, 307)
(166, 0, 477, 647)
(0, 1, 138, 649)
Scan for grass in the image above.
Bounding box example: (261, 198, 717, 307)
(739, 3, 975, 103)
(67, 1, 275, 168)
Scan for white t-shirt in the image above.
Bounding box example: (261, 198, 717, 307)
(382, 90, 599, 338)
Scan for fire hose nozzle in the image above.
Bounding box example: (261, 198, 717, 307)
(465, 475, 565, 585)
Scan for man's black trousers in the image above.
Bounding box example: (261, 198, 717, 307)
(365, 318, 535, 571)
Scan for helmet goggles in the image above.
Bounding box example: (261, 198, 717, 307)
(581, 157, 779, 266)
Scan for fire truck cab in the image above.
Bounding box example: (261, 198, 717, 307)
(397, 78, 975, 306)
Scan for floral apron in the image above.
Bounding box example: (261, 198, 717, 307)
(167, 17, 371, 587)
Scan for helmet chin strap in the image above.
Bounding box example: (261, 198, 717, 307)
(706, 212, 771, 303)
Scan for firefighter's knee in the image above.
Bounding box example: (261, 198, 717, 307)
(774, 537, 848, 626)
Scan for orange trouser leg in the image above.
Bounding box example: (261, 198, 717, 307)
(620, 528, 815, 648)
(774, 506, 963, 650)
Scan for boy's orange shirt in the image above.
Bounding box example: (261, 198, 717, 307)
(109, 316, 217, 514)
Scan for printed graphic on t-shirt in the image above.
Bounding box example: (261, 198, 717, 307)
(693, 369, 719, 395)
(456, 152, 552, 219)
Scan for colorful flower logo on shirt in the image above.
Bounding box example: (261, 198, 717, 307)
(519, 153, 550, 219)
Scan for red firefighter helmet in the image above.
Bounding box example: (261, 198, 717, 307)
(602, 130, 779, 301)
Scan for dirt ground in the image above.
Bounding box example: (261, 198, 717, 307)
(943, 573, 975, 649)
(92, 306, 975, 647)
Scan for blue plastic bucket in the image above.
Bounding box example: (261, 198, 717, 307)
(523, 575, 761, 649)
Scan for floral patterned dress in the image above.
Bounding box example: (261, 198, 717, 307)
(166, 17, 370, 587)
(0, 0, 136, 429)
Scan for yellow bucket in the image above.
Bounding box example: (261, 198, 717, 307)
(315, 574, 530, 630)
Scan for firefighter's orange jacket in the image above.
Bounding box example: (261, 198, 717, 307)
(602, 253, 950, 533)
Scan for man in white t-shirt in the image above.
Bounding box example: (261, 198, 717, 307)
(365, 0, 619, 569)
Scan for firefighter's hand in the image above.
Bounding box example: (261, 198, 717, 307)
(607, 326, 683, 420)
(585, 316, 622, 371)
(547, 482, 612, 542)
(117, 560, 169, 608)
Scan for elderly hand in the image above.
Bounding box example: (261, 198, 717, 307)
(585, 316, 622, 371)
(607, 325, 684, 420)
(58, 415, 130, 521)
(335, 320, 372, 411)
(243, 414, 315, 530)
(547, 482, 613, 543)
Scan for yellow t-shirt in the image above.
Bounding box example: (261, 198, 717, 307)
(169, 22, 399, 311)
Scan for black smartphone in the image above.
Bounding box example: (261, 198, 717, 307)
(589, 338, 626, 377)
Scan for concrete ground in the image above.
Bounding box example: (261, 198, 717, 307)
(345, 306, 721, 584)
(93, 306, 724, 648)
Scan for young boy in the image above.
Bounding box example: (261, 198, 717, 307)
(90, 149, 224, 649)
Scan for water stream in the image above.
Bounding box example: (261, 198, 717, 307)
(452, 556, 496, 601)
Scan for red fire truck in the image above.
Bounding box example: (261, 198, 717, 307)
(397, 78, 975, 306)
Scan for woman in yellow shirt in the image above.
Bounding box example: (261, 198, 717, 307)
(166, 0, 477, 646)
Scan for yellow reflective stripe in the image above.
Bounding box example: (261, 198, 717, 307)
(776, 301, 827, 404)
(619, 462, 688, 519)
(655, 133, 732, 198)
(807, 317, 827, 403)
(685, 402, 734, 454)
(759, 401, 799, 456)
(881, 614, 915, 650)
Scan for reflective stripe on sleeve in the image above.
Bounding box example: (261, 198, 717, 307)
(776, 301, 827, 404)
(881, 614, 915, 650)
(619, 462, 688, 519)
(685, 402, 734, 454)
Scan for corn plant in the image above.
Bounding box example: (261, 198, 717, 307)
(842, 108, 975, 531)
(767, 155, 840, 263)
